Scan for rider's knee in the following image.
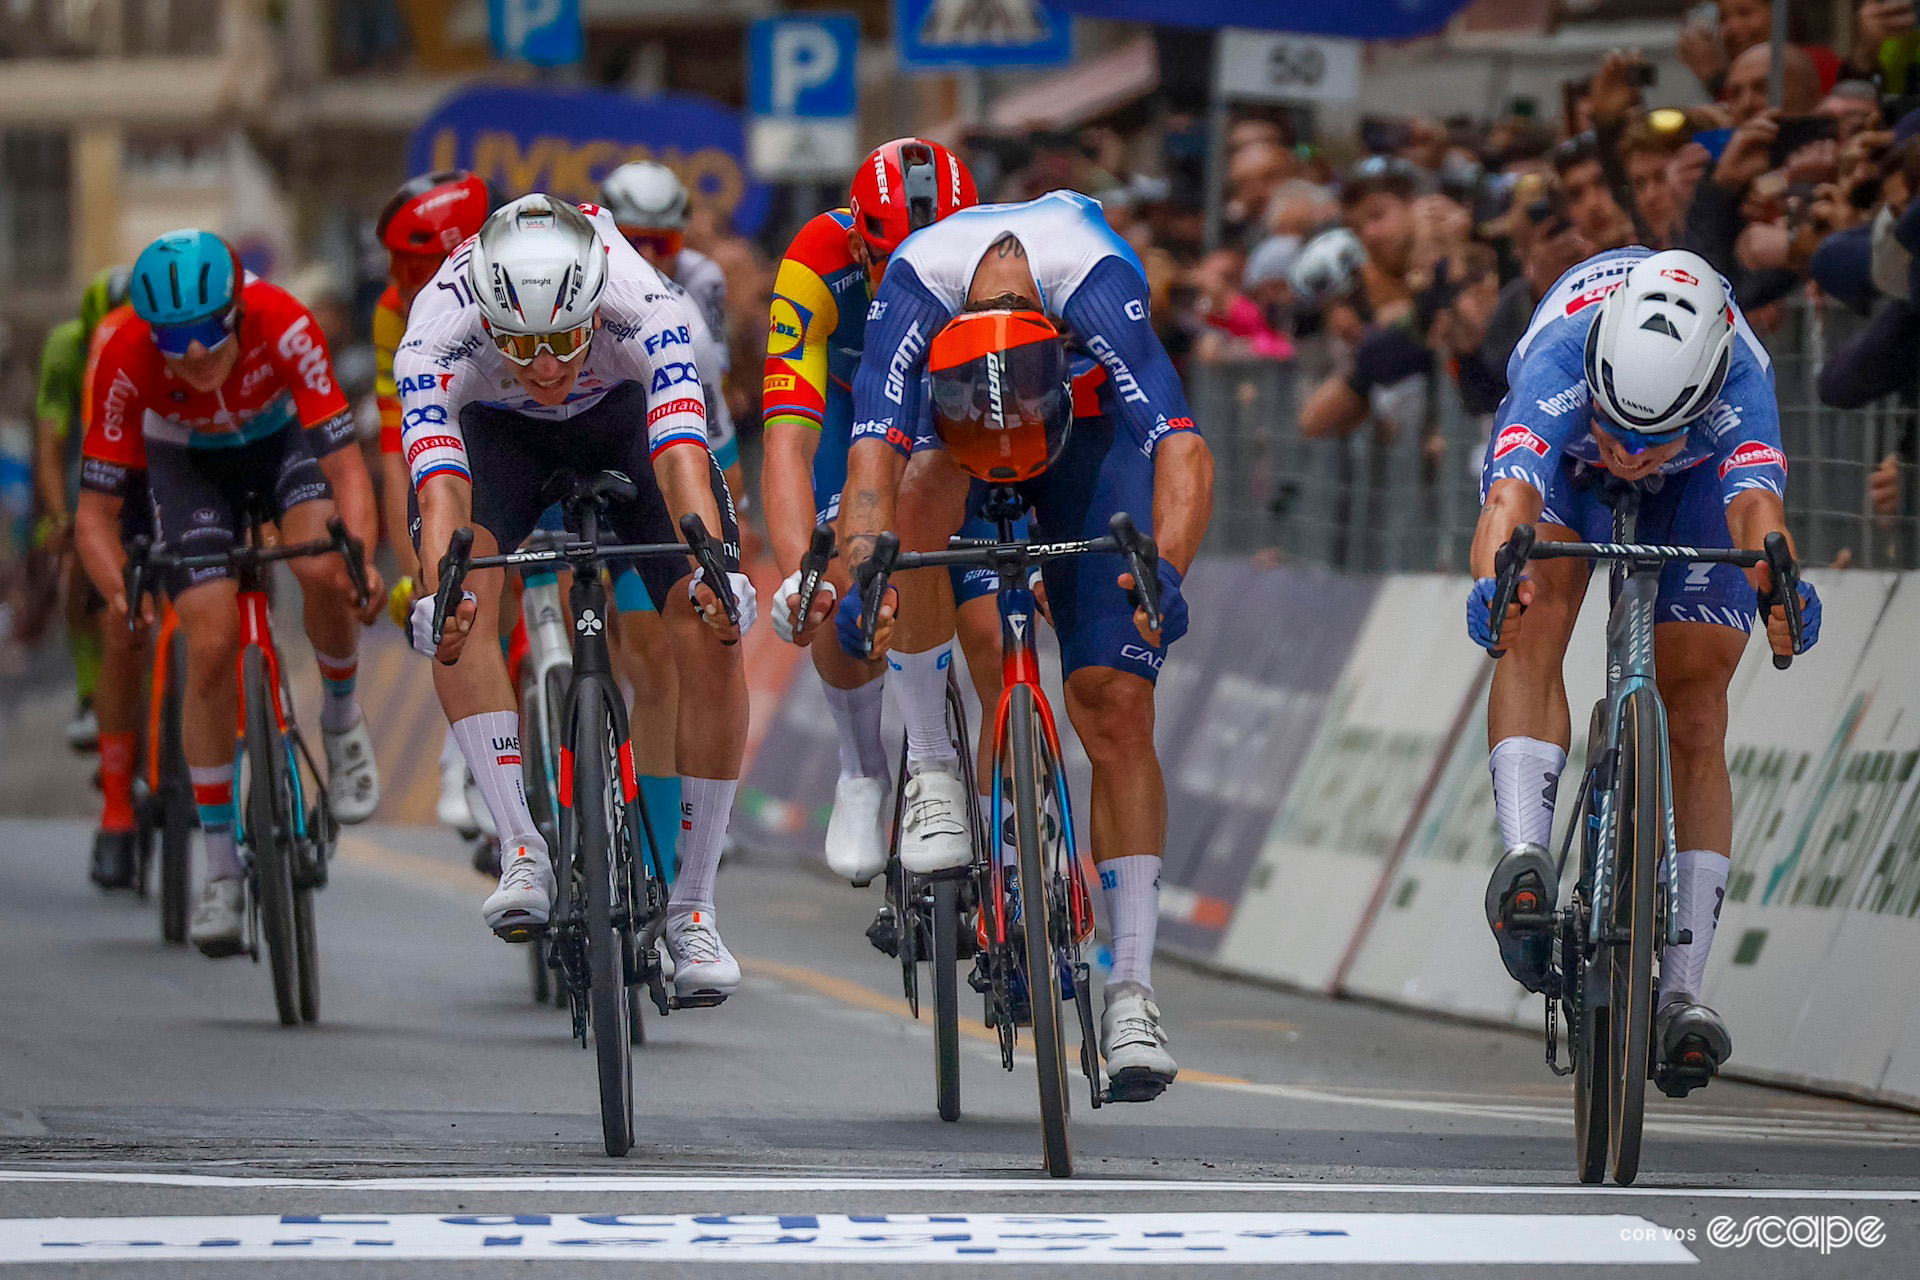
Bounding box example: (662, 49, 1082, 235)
(897, 453, 969, 550)
(1663, 677, 1730, 759)
(1067, 669, 1155, 762)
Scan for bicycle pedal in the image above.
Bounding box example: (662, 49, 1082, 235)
(1105, 1068, 1171, 1104)
(491, 920, 547, 944)
(1656, 1040, 1718, 1099)
(671, 992, 729, 1010)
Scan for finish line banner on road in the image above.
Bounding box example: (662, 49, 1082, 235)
(0, 1212, 1695, 1264)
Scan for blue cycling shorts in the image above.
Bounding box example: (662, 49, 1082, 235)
(1540, 459, 1755, 633)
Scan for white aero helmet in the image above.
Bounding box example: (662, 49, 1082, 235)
(600, 161, 689, 231)
(467, 194, 607, 336)
(1288, 227, 1367, 307)
(1582, 249, 1734, 439)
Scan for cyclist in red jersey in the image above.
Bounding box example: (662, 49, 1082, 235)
(72, 230, 384, 957)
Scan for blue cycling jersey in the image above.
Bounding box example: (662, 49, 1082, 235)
(1485, 248, 1787, 508)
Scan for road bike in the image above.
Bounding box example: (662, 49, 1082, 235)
(1486, 485, 1803, 1185)
(858, 492, 1164, 1177)
(510, 530, 578, 1009)
(125, 504, 370, 1026)
(432, 470, 739, 1157)
(134, 599, 193, 945)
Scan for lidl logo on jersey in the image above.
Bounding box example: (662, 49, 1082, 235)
(1493, 424, 1549, 460)
(767, 298, 807, 357)
(1718, 440, 1786, 478)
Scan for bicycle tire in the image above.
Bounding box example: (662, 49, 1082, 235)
(1009, 683, 1072, 1177)
(293, 880, 320, 1023)
(243, 647, 301, 1028)
(158, 628, 192, 946)
(1608, 687, 1661, 1185)
(575, 688, 634, 1157)
(547, 665, 575, 1010)
(521, 671, 557, 1006)
(932, 876, 963, 1122)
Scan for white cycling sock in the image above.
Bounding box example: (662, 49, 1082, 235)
(824, 676, 890, 781)
(191, 764, 243, 881)
(1659, 849, 1729, 1006)
(889, 642, 958, 769)
(312, 646, 361, 735)
(450, 711, 545, 855)
(1490, 736, 1566, 851)
(1100, 854, 1161, 993)
(669, 776, 736, 916)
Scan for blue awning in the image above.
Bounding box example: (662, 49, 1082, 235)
(1047, 1, 1472, 42)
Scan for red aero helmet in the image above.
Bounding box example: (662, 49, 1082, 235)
(849, 138, 978, 256)
(928, 309, 1073, 483)
(377, 170, 492, 255)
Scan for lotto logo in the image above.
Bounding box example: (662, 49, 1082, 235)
(1719, 441, 1786, 478)
(276, 314, 335, 397)
(1493, 424, 1550, 460)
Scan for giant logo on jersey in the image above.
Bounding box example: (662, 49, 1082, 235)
(1493, 424, 1550, 460)
(767, 299, 806, 357)
(885, 322, 926, 404)
(1718, 441, 1786, 478)
(1087, 335, 1148, 405)
(277, 315, 335, 396)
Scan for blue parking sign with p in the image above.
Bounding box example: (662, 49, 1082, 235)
(749, 15, 860, 119)
(489, 0, 583, 67)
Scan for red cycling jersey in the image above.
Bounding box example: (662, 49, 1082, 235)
(80, 278, 354, 496)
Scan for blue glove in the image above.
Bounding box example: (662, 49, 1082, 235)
(1762, 578, 1822, 653)
(1143, 558, 1188, 646)
(1467, 576, 1502, 652)
(835, 582, 868, 656)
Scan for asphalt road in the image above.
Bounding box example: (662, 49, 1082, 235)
(1, 811, 1918, 1278)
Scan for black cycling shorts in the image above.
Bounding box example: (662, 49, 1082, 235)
(147, 425, 339, 591)
(424, 382, 740, 610)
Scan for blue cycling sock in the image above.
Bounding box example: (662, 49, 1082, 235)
(639, 775, 681, 882)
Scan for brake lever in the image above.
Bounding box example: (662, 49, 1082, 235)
(795, 523, 835, 634)
(431, 527, 475, 654)
(327, 516, 371, 609)
(1109, 512, 1163, 636)
(1762, 531, 1801, 671)
(858, 533, 901, 660)
(1487, 523, 1537, 658)
(123, 535, 153, 634)
(679, 513, 740, 635)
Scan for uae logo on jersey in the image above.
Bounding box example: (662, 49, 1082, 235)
(1493, 424, 1550, 460)
(1718, 441, 1786, 478)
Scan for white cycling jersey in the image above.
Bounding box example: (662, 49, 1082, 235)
(672, 247, 729, 370)
(395, 204, 723, 491)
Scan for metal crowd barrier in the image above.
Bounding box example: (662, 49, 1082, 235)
(1195, 293, 1920, 573)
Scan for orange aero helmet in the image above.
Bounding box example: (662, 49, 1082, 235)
(928, 309, 1072, 482)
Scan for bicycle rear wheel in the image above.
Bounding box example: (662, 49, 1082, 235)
(157, 627, 192, 946)
(931, 877, 962, 1122)
(1008, 684, 1071, 1177)
(243, 647, 300, 1028)
(1608, 687, 1661, 1185)
(575, 688, 634, 1157)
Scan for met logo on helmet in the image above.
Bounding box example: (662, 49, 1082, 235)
(1493, 424, 1549, 460)
(1718, 440, 1786, 478)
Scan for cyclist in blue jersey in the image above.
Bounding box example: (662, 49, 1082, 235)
(839, 189, 1215, 1099)
(1468, 247, 1821, 1095)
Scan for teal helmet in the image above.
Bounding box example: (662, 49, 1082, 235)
(130, 229, 238, 328)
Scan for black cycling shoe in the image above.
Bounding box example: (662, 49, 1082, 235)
(89, 830, 138, 891)
(866, 903, 900, 958)
(1655, 998, 1732, 1098)
(1486, 843, 1558, 994)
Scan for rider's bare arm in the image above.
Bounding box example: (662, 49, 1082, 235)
(1300, 374, 1369, 439)
(1150, 432, 1214, 576)
(1470, 477, 1547, 578)
(1727, 488, 1799, 658)
(74, 489, 130, 618)
(761, 421, 822, 578)
(654, 441, 728, 553)
(839, 437, 907, 573)
(314, 441, 385, 618)
(381, 452, 420, 582)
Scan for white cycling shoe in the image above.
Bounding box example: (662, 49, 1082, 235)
(1101, 983, 1177, 1102)
(900, 760, 972, 875)
(190, 877, 247, 958)
(436, 757, 477, 836)
(665, 908, 740, 1007)
(483, 843, 554, 941)
(825, 775, 888, 884)
(323, 714, 380, 825)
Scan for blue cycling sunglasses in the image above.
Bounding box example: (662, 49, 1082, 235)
(150, 307, 238, 358)
(1592, 411, 1688, 456)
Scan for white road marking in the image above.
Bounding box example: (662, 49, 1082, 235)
(0, 1212, 1697, 1265)
(0, 1169, 1916, 1200)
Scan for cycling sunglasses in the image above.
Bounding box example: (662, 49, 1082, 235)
(489, 321, 594, 366)
(151, 307, 238, 358)
(620, 227, 683, 260)
(1593, 411, 1688, 455)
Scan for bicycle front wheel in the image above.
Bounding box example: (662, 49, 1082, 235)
(158, 627, 193, 946)
(521, 670, 557, 1006)
(931, 877, 962, 1122)
(243, 646, 300, 1028)
(574, 688, 634, 1157)
(1608, 687, 1662, 1185)
(1008, 683, 1072, 1177)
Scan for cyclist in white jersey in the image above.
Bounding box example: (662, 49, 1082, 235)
(397, 194, 757, 1007)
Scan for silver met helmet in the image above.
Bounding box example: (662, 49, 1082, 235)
(1582, 249, 1734, 437)
(467, 194, 607, 336)
(1288, 227, 1366, 307)
(600, 161, 689, 232)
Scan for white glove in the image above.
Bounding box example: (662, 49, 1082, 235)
(772, 568, 837, 644)
(689, 567, 758, 638)
(410, 590, 475, 659)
